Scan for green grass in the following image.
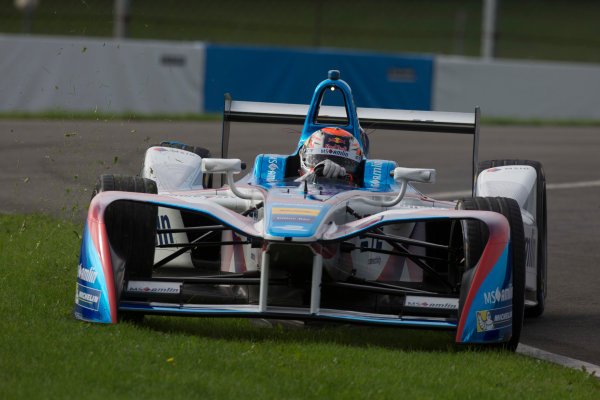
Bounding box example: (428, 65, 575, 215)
(2, 0, 600, 63)
(1, 214, 599, 399)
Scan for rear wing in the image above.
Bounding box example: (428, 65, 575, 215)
(221, 94, 480, 194)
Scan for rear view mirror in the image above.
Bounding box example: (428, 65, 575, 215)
(361, 167, 436, 208)
(391, 167, 436, 184)
(201, 158, 244, 174)
(201, 158, 258, 201)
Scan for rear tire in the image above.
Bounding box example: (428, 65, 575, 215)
(477, 159, 547, 318)
(457, 197, 526, 351)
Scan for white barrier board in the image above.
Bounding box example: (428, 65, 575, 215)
(434, 55, 600, 119)
(0, 35, 205, 114)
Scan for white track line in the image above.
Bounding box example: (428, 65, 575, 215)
(547, 179, 600, 190)
(429, 179, 600, 199)
(517, 344, 600, 379)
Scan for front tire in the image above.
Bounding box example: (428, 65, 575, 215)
(92, 174, 158, 322)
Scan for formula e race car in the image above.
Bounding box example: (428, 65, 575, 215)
(74, 70, 547, 350)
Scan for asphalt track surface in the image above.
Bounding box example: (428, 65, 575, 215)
(2, 119, 599, 365)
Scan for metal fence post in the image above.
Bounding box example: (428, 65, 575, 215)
(114, 0, 131, 38)
(481, 0, 498, 60)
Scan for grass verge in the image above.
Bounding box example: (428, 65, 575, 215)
(3, 1, 600, 63)
(1, 214, 598, 399)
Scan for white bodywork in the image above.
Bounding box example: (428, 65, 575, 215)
(143, 146, 206, 267)
(475, 165, 539, 304)
(142, 145, 541, 308)
(142, 146, 205, 192)
(141, 146, 439, 281)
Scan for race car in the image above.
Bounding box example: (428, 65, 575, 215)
(73, 70, 547, 350)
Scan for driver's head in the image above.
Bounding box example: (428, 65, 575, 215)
(300, 127, 362, 176)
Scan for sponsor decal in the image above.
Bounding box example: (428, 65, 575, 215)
(483, 284, 513, 305)
(360, 235, 383, 250)
(370, 161, 383, 188)
(127, 281, 181, 295)
(266, 156, 279, 182)
(476, 311, 495, 331)
(486, 166, 531, 173)
(405, 296, 459, 310)
(476, 306, 512, 332)
(324, 137, 349, 150)
(328, 137, 345, 144)
(272, 207, 320, 226)
(305, 147, 361, 162)
(272, 207, 320, 216)
(156, 214, 174, 245)
(273, 215, 315, 224)
(76, 283, 102, 311)
(324, 133, 349, 146)
(368, 256, 382, 265)
(77, 263, 97, 284)
(326, 148, 348, 157)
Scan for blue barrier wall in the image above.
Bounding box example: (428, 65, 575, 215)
(204, 44, 433, 112)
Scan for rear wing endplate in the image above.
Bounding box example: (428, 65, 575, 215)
(222, 95, 480, 194)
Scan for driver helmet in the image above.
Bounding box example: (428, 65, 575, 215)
(300, 127, 362, 175)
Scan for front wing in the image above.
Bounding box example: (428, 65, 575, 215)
(74, 191, 514, 345)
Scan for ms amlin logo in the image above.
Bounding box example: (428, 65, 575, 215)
(484, 284, 513, 305)
(266, 156, 279, 181)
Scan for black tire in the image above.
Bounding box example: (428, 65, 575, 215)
(457, 197, 526, 351)
(93, 174, 158, 277)
(477, 159, 547, 318)
(92, 174, 158, 322)
(158, 141, 213, 189)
